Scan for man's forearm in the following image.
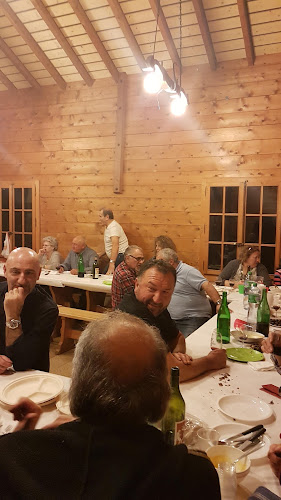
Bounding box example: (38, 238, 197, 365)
(202, 282, 220, 304)
(5, 325, 22, 346)
(167, 353, 210, 382)
(171, 332, 186, 354)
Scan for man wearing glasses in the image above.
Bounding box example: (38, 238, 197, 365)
(111, 245, 144, 309)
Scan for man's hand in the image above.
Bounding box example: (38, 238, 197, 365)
(262, 331, 281, 354)
(171, 352, 193, 365)
(10, 397, 42, 431)
(268, 444, 281, 480)
(106, 262, 115, 275)
(4, 287, 25, 320)
(70, 269, 78, 275)
(0, 355, 13, 374)
(206, 349, 227, 370)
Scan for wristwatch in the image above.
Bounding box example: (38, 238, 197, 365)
(6, 319, 21, 329)
(110, 259, 115, 263)
(215, 299, 222, 306)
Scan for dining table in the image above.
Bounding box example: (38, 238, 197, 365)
(182, 287, 281, 499)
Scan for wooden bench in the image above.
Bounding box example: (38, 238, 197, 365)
(56, 305, 104, 354)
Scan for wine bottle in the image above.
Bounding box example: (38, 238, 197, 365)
(93, 258, 99, 279)
(77, 253, 84, 278)
(217, 291, 230, 343)
(257, 288, 270, 337)
(162, 367, 185, 445)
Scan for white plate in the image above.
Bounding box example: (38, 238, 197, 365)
(0, 374, 64, 406)
(217, 395, 273, 422)
(56, 394, 72, 415)
(213, 423, 270, 460)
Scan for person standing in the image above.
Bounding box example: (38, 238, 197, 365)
(99, 208, 128, 275)
(111, 245, 144, 309)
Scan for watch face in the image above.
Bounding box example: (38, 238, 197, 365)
(7, 319, 21, 329)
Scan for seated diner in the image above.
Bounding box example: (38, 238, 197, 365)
(218, 246, 271, 287)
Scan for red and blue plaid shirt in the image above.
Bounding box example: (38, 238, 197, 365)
(111, 261, 137, 309)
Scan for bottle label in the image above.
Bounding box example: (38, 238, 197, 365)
(94, 267, 99, 278)
(174, 419, 186, 445)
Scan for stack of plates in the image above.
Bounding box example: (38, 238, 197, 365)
(0, 374, 64, 406)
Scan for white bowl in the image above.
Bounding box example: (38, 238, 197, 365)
(206, 444, 251, 478)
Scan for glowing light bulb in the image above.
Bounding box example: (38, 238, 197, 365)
(143, 64, 163, 94)
(170, 91, 188, 116)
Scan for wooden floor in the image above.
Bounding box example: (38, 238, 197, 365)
(49, 338, 74, 378)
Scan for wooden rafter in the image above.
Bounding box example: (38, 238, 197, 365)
(148, 0, 181, 70)
(0, 36, 40, 89)
(237, 0, 255, 66)
(107, 0, 147, 70)
(68, 0, 118, 83)
(30, 0, 93, 86)
(113, 73, 127, 194)
(192, 0, 216, 71)
(0, 0, 66, 90)
(0, 68, 16, 90)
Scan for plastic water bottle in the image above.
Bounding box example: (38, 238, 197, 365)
(247, 283, 260, 329)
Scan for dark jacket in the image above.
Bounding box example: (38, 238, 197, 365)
(0, 282, 58, 372)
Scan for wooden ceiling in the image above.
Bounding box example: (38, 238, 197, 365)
(0, 0, 280, 92)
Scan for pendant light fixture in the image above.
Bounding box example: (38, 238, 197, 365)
(143, 0, 188, 116)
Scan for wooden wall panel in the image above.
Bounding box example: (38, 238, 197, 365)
(1, 53, 281, 270)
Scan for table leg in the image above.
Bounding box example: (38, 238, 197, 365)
(56, 317, 76, 354)
(86, 291, 106, 311)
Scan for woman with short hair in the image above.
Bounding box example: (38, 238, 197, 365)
(38, 236, 62, 270)
(218, 246, 271, 287)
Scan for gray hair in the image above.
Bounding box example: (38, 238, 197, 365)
(42, 236, 58, 251)
(124, 245, 143, 257)
(158, 248, 179, 264)
(69, 311, 169, 426)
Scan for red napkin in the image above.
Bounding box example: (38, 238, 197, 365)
(260, 384, 281, 399)
(234, 319, 247, 329)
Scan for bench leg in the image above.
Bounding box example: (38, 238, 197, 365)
(56, 317, 75, 354)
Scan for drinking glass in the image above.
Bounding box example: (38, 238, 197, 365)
(215, 277, 223, 287)
(228, 279, 235, 289)
(210, 329, 223, 350)
(217, 462, 237, 500)
(272, 294, 281, 319)
(196, 428, 219, 451)
(256, 276, 264, 284)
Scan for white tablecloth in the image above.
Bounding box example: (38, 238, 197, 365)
(182, 291, 281, 498)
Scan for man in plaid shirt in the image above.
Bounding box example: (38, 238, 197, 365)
(112, 245, 144, 309)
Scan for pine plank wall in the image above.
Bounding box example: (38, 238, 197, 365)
(0, 52, 281, 274)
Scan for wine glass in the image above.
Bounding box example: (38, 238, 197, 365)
(215, 277, 223, 287)
(272, 294, 281, 319)
(210, 329, 222, 350)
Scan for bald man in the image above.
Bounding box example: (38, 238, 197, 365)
(58, 236, 98, 275)
(0, 312, 220, 499)
(0, 247, 58, 373)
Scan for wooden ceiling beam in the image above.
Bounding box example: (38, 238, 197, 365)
(30, 0, 93, 86)
(0, 0, 66, 90)
(148, 0, 181, 70)
(68, 0, 118, 83)
(107, 0, 146, 70)
(192, 0, 216, 71)
(0, 36, 40, 89)
(237, 0, 255, 66)
(0, 68, 16, 90)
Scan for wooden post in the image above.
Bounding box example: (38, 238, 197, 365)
(113, 73, 127, 194)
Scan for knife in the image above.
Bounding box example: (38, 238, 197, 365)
(236, 427, 266, 451)
(219, 424, 264, 444)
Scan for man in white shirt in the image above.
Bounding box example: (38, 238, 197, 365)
(99, 208, 128, 275)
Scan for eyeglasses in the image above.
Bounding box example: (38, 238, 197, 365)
(129, 255, 144, 263)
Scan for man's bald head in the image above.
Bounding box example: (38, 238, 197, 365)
(4, 247, 41, 297)
(72, 236, 86, 254)
(70, 311, 170, 426)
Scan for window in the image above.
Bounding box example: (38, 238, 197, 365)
(0, 182, 39, 252)
(201, 182, 281, 275)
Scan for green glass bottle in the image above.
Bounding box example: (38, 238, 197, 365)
(217, 291, 230, 343)
(257, 288, 270, 337)
(77, 253, 84, 278)
(162, 367, 185, 446)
